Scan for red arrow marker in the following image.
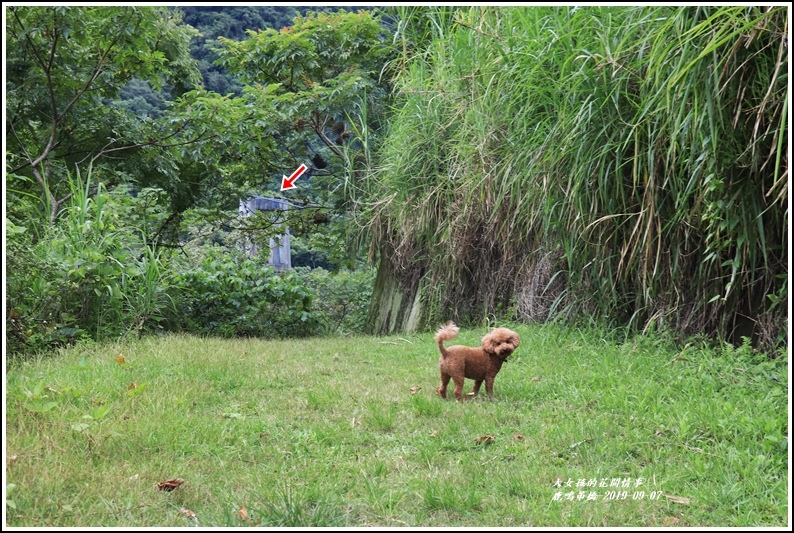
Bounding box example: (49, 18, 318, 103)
(280, 164, 308, 191)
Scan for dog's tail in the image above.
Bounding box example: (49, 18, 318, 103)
(434, 322, 459, 358)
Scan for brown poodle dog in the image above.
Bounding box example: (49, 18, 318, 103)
(434, 322, 520, 401)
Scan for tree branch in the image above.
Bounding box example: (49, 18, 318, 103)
(81, 126, 215, 168)
(311, 111, 345, 160)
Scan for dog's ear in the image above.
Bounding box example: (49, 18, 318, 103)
(510, 333, 520, 348)
(481, 332, 498, 354)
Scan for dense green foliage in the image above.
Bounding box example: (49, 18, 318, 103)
(293, 266, 375, 336)
(194, 8, 394, 250)
(168, 247, 373, 339)
(181, 6, 295, 96)
(6, 6, 386, 355)
(365, 6, 788, 349)
(5, 171, 374, 352)
(150, 8, 394, 266)
(6, 168, 174, 354)
(171, 247, 318, 338)
(180, 6, 368, 95)
(5, 6, 787, 356)
(6, 6, 202, 226)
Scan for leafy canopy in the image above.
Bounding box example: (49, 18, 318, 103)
(6, 6, 202, 226)
(171, 9, 394, 266)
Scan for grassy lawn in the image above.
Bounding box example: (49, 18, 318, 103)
(4, 325, 788, 527)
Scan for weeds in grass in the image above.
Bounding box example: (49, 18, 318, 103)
(247, 483, 348, 527)
(366, 399, 398, 432)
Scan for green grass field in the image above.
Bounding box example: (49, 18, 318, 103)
(4, 325, 789, 526)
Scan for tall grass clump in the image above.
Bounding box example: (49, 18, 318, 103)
(365, 6, 787, 349)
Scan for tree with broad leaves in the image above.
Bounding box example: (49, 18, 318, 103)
(172, 9, 395, 267)
(6, 6, 202, 227)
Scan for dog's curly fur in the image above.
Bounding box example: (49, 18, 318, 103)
(434, 322, 520, 401)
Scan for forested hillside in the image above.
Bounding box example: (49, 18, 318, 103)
(180, 6, 367, 95)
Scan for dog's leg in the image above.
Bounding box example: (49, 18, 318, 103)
(484, 377, 496, 398)
(452, 376, 465, 402)
(471, 380, 483, 397)
(436, 371, 451, 399)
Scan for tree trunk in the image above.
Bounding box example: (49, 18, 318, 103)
(365, 258, 425, 335)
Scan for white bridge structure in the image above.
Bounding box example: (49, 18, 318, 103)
(238, 197, 291, 271)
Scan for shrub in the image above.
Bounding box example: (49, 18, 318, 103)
(5, 168, 173, 356)
(171, 247, 320, 338)
(5, 219, 82, 355)
(293, 266, 375, 335)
